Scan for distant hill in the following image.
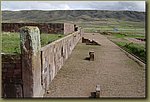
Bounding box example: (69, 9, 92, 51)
(2, 10, 145, 23)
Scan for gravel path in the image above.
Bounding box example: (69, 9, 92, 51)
(44, 33, 145, 98)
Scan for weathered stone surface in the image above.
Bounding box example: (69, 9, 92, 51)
(64, 23, 75, 35)
(2, 26, 83, 98)
(40, 28, 83, 96)
(20, 26, 41, 55)
(2, 54, 22, 98)
(82, 37, 100, 46)
(2, 23, 75, 34)
(20, 26, 42, 97)
(89, 51, 94, 61)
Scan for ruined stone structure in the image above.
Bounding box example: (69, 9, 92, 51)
(2, 26, 83, 98)
(2, 23, 76, 35)
(82, 37, 100, 46)
(2, 54, 22, 98)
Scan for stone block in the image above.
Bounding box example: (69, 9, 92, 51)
(95, 85, 100, 98)
(89, 51, 94, 61)
(20, 26, 41, 97)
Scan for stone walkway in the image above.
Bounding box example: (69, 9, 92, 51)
(44, 33, 145, 98)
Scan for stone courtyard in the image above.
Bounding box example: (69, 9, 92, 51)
(44, 33, 145, 98)
(2, 25, 145, 98)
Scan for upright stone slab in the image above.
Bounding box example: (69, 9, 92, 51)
(95, 85, 100, 98)
(20, 26, 41, 97)
(89, 51, 94, 61)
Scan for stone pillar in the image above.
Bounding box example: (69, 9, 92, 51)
(20, 26, 41, 97)
(89, 51, 94, 61)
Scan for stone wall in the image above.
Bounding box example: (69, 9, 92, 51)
(64, 23, 75, 35)
(40, 28, 82, 94)
(2, 23, 75, 34)
(2, 26, 83, 98)
(2, 54, 23, 98)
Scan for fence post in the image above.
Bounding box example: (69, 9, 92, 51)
(20, 26, 41, 97)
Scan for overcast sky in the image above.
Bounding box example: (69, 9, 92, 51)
(1, 1, 145, 12)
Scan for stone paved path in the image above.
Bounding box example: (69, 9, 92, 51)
(44, 33, 145, 98)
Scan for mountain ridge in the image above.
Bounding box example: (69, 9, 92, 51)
(2, 10, 145, 23)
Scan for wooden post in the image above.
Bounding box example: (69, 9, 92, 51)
(20, 26, 41, 97)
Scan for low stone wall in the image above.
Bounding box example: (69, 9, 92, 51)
(40, 28, 82, 96)
(2, 54, 23, 98)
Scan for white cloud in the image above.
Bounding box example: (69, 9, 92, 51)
(1, 1, 145, 12)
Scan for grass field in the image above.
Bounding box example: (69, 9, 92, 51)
(77, 19, 145, 34)
(40, 33, 65, 46)
(115, 41, 146, 62)
(2, 32, 65, 54)
(2, 32, 20, 54)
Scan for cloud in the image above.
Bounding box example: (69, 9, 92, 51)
(86, 1, 145, 11)
(1, 1, 145, 12)
(115, 1, 145, 11)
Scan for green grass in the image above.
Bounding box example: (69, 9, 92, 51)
(79, 19, 145, 34)
(109, 32, 145, 63)
(2, 32, 65, 54)
(40, 33, 65, 47)
(111, 32, 145, 39)
(115, 41, 126, 46)
(115, 41, 146, 63)
(114, 33, 126, 38)
(2, 32, 20, 54)
(84, 27, 145, 34)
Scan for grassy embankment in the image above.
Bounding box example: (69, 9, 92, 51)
(110, 32, 145, 62)
(2, 32, 65, 54)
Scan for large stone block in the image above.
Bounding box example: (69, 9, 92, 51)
(20, 26, 42, 97)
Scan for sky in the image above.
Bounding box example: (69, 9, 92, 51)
(1, 1, 146, 12)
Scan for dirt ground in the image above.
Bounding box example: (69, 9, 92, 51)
(44, 33, 145, 98)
